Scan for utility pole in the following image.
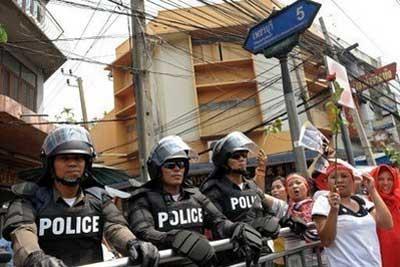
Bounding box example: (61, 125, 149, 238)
(291, 54, 314, 124)
(279, 52, 309, 176)
(319, 18, 375, 166)
(130, 0, 154, 181)
(62, 68, 89, 129)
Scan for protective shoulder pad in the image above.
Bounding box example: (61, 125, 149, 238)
(129, 186, 152, 200)
(85, 186, 107, 201)
(11, 182, 39, 198)
(199, 178, 218, 192)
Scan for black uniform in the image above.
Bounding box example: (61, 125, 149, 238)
(200, 175, 259, 223)
(200, 174, 283, 245)
(128, 181, 236, 250)
(3, 182, 129, 266)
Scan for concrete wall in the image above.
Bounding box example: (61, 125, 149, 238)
(253, 52, 309, 155)
(150, 33, 200, 142)
(253, 53, 308, 133)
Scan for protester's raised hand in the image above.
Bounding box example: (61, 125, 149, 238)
(361, 172, 376, 194)
(257, 149, 266, 165)
(328, 186, 340, 211)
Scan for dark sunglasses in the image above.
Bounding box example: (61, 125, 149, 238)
(162, 160, 186, 169)
(230, 152, 248, 160)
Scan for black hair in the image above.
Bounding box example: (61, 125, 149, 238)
(271, 176, 286, 187)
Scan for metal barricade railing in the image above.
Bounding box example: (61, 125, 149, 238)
(79, 224, 323, 267)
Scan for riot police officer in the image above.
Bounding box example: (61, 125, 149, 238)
(200, 132, 307, 239)
(2, 125, 159, 267)
(128, 136, 262, 267)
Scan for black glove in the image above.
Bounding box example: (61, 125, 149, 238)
(171, 230, 217, 267)
(280, 215, 308, 236)
(0, 248, 11, 263)
(231, 223, 262, 267)
(24, 251, 67, 267)
(127, 239, 160, 267)
(252, 215, 281, 239)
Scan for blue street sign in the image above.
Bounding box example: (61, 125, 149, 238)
(244, 0, 321, 54)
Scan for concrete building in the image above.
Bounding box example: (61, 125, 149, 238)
(90, 0, 383, 188)
(0, 0, 66, 188)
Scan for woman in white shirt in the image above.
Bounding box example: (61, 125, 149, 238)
(312, 163, 393, 267)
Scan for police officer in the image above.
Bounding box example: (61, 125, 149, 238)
(128, 136, 262, 267)
(200, 132, 307, 239)
(2, 125, 159, 267)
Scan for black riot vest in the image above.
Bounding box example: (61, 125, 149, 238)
(32, 186, 104, 266)
(145, 189, 204, 233)
(204, 177, 258, 222)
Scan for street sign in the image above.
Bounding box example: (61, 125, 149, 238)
(243, 0, 321, 54)
(350, 62, 397, 91)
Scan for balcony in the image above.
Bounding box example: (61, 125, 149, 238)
(0, 0, 66, 79)
(14, 0, 64, 40)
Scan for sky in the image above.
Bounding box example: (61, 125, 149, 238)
(42, 0, 400, 121)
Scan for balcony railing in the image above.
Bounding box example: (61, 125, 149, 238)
(14, 0, 64, 40)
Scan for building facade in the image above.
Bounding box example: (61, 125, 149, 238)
(90, 0, 385, 188)
(0, 0, 66, 189)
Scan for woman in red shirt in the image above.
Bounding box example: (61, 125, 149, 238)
(370, 164, 400, 267)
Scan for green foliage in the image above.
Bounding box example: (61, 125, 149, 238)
(325, 81, 347, 134)
(265, 118, 282, 135)
(55, 107, 76, 123)
(0, 24, 7, 43)
(263, 118, 282, 145)
(383, 145, 400, 167)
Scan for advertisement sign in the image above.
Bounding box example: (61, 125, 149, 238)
(350, 63, 397, 91)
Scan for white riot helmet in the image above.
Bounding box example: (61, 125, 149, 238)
(211, 131, 258, 167)
(147, 136, 198, 180)
(40, 125, 96, 185)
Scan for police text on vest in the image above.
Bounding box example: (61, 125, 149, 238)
(230, 196, 256, 210)
(39, 216, 100, 236)
(158, 208, 203, 228)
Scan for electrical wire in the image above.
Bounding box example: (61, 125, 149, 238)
(1, 116, 135, 126)
(327, 0, 385, 55)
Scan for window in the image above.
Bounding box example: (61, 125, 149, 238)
(1, 67, 10, 96)
(21, 65, 36, 87)
(0, 51, 37, 111)
(19, 82, 28, 106)
(3, 52, 20, 76)
(9, 73, 19, 100)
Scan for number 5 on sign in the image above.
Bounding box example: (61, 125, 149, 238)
(297, 6, 305, 20)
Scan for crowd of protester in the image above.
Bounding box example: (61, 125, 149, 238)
(265, 160, 398, 267)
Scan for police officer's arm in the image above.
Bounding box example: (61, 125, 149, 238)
(101, 197, 136, 256)
(256, 189, 288, 219)
(128, 196, 177, 248)
(195, 192, 237, 238)
(2, 199, 42, 267)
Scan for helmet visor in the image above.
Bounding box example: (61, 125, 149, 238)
(154, 136, 198, 164)
(42, 126, 93, 157)
(221, 132, 258, 155)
